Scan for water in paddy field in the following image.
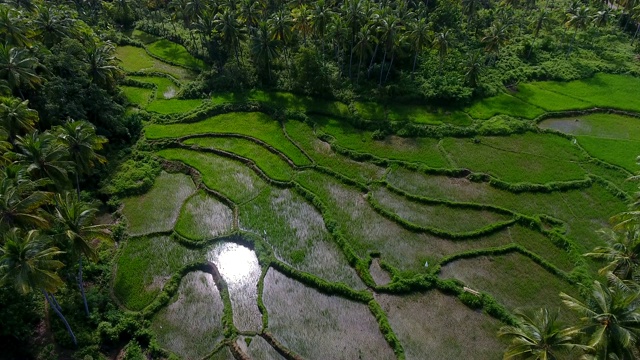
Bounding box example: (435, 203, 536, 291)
(206, 241, 263, 332)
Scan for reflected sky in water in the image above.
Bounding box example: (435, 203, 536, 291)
(206, 242, 260, 287)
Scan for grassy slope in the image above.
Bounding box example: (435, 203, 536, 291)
(146, 39, 204, 69)
(146, 112, 311, 166)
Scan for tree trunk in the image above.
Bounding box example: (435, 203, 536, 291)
(75, 170, 80, 197)
(356, 46, 364, 84)
(411, 51, 418, 80)
(633, 23, 640, 44)
(384, 50, 395, 84)
(378, 48, 387, 86)
(78, 257, 89, 316)
(367, 42, 379, 78)
(43, 290, 77, 346)
(567, 27, 578, 57)
(348, 45, 354, 79)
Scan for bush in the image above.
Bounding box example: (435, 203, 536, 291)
(100, 152, 161, 197)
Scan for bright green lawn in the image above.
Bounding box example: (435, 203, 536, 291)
(146, 39, 204, 69)
(121, 172, 195, 236)
(577, 136, 640, 172)
(184, 137, 295, 181)
(146, 112, 312, 166)
(441, 133, 588, 184)
(121, 86, 152, 107)
(511, 83, 594, 111)
(113, 235, 202, 311)
(146, 99, 203, 114)
(129, 76, 178, 99)
(156, 148, 268, 203)
(316, 116, 449, 168)
(534, 73, 640, 113)
(465, 93, 546, 119)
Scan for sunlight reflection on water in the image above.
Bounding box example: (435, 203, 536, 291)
(206, 242, 259, 287)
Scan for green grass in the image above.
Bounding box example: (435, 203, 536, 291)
(511, 83, 593, 111)
(121, 86, 152, 107)
(376, 291, 504, 359)
(129, 76, 178, 99)
(146, 98, 203, 114)
(465, 93, 546, 120)
(371, 186, 512, 233)
(146, 112, 312, 166)
(579, 161, 638, 195)
(174, 190, 234, 241)
(263, 269, 394, 359)
(284, 120, 385, 184)
(239, 187, 364, 288)
(577, 136, 640, 172)
(184, 137, 295, 181)
(316, 116, 449, 168)
(151, 271, 224, 359)
(539, 113, 640, 140)
(130, 29, 158, 44)
(121, 172, 195, 236)
(440, 253, 579, 321)
(113, 235, 202, 311)
(441, 133, 588, 184)
(534, 73, 640, 113)
(116, 46, 154, 72)
(156, 149, 267, 203)
(146, 39, 204, 69)
(354, 101, 472, 126)
(386, 167, 627, 252)
(116, 45, 196, 81)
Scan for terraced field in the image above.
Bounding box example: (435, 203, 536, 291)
(113, 33, 640, 359)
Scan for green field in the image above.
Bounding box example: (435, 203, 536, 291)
(146, 39, 205, 69)
(114, 39, 640, 359)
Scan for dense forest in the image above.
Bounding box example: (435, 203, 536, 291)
(0, 0, 639, 359)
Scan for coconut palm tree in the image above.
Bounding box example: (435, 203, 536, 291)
(214, 8, 247, 64)
(407, 17, 430, 79)
(499, 308, 587, 359)
(354, 24, 374, 83)
(84, 41, 122, 92)
(565, 6, 591, 57)
(376, 12, 403, 86)
(12, 131, 73, 188)
(482, 21, 509, 61)
(251, 21, 279, 81)
(561, 281, 640, 359)
(432, 29, 451, 74)
(0, 44, 43, 98)
(0, 96, 38, 143)
(0, 166, 51, 231)
(585, 229, 640, 281)
(0, 5, 31, 48)
(0, 227, 76, 345)
(32, 5, 77, 48)
(464, 51, 483, 89)
(341, 0, 364, 78)
(52, 192, 110, 316)
(54, 120, 107, 195)
(239, 0, 261, 34)
(310, 0, 333, 55)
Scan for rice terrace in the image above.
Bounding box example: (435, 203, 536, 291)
(109, 29, 640, 359)
(4, 1, 640, 359)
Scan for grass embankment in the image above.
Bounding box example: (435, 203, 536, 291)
(156, 148, 267, 203)
(146, 39, 205, 69)
(184, 137, 296, 181)
(147, 112, 312, 166)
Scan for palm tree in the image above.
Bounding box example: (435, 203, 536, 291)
(0, 5, 30, 47)
(0, 97, 38, 143)
(251, 21, 279, 81)
(310, 0, 333, 55)
(32, 5, 77, 48)
(585, 229, 640, 281)
(565, 6, 591, 57)
(0, 167, 51, 231)
(53, 192, 110, 316)
(341, 0, 364, 78)
(482, 21, 509, 61)
(464, 51, 483, 89)
(13, 131, 73, 188)
(239, 0, 261, 34)
(354, 24, 374, 83)
(292, 5, 313, 45)
(214, 8, 247, 64)
(561, 281, 640, 359)
(432, 29, 451, 74)
(407, 17, 430, 79)
(268, 8, 293, 72)
(0, 44, 43, 98)
(84, 41, 122, 92)
(0, 227, 76, 345)
(54, 120, 107, 195)
(376, 12, 403, 86)
(499, 308, 586, 359)
(527, 10, 549, 59)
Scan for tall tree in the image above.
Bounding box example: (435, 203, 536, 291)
(54, 120, 107, 195)
(250, 21, 279, 81)
(499, 308, 586, 359)
(432, 29, 451, 73)
(13, 131, 73, 188)
(84, 41, 122, 92)
(0, 166, 51, 231)
(214, 8, 247, 64)
(0, 227, 76, 345)
(561, 281, 640, 359)
(565, 6, 591, 57)
(33, 5, 77, 48)
(52, 192, 110, 316)
(0, 5, 30, 47)
(0, 97, 38, 143)
(407, 16, 430, 79)
(585, 229, 640, 281)
(0, 44, 43, 98)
